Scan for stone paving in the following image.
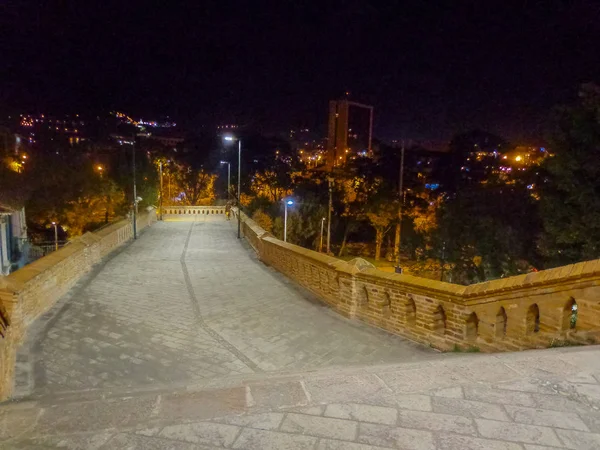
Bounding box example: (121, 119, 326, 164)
(13, 216, 437, 398)
(3, 346, 600, 449)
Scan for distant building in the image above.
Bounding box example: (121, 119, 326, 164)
(326, 99, 373, 169)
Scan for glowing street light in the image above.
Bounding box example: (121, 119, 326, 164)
(223, 136, 242, 238)
(284, 199, 294, 243)
(51, 222, 58, 251)
(319, 217, 325, 252)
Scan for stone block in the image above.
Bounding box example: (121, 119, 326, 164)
(280, 413, 357, 440)
(476, 419, 561, 446)
(232, 428, 317, 449)
(358, 423, 435, 449)
(324, 403, 398, 425)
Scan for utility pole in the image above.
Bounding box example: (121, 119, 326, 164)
(440, 241, 446, 282)
(327, 176, 333, 254)
(394, 141, 405, 273)
(227, 163, 231, 201)
(132, 136, 137, 239)
(237, 139, 241, 239)
(319, 217, 325, 252)
(159, 161, 163, 221)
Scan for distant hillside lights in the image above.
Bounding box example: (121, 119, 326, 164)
(112, 111, 176, 129)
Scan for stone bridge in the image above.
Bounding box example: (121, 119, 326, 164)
(1, 207, 600, 449)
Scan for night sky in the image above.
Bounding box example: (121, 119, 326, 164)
(2, 1, 599, 143)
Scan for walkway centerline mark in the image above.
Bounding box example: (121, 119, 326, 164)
(180, 221, 262, 373)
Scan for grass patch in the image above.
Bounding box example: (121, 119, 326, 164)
(549, 339, 582, 348)
(452, 344, 480, 353)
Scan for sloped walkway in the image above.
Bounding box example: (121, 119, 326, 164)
(12, 216, 438, 399)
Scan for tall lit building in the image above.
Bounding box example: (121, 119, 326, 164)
(326, 99, 373, 170)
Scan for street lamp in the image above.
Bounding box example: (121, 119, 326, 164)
(283, 199, 293, 242)
(220, 161, 231, 201)
(224, 136, 242, 239)
(131, 136, 137, 240)
(51, 222, 58, 251)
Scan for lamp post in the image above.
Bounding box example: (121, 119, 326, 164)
(319, 217, 325, 252)
(394, 141, 405, 273)
(283, 199, 293, 242)
(159, 161, 163, 221)
(51, 222, 58, 251)
(132, 136, 137, 240)
(224, 136, 242, 239)
(220, 161, 231, 201)
(327, 177, 333, 254)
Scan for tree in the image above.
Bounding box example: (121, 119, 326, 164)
(538, 83, 600, 266)
(433, 183, 539, 284)
(171, 165, 216, 206)
(251, 209, 273, 232)
(365, 197, 397, 261)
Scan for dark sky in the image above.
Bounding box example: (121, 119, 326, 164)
(2, 1, 599, 143)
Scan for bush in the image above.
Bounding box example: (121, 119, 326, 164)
(252, 209, 274, 232)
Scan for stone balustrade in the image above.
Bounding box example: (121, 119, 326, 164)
(234, 209, 600, 353)
(0, 211, 157, 400)
(162, 206, 226, 217)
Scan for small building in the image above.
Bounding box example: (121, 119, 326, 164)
(0, 203, 27, 275)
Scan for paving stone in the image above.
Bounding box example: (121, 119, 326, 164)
(303, 374, 394, 405)
(436, 433, 524, 450)
(248, 381, 308, 409)
(476, 419, 562, 446)
(158, 422, 241, 446)
(429, 386, 464, 399)
(524, 445, 567, 450)
(505, 404, 589, 431)
(317, 438, 395, 450)
(0, 407, 41, 440)
(213, 412, 284, 430)
(358, 423, 436, 449)
(158, 387, 246, 423)
(325, 403, 398, 425)
(394, 394, 432, 412)
(432, 397, 510, 421)
(19, 431, 114, 450)
(574, 383, 600, 400)
(286, 405, 325, 416)
(445, 361, 521, 384)
(231, 428, 317, 449)
(280, 413, 357, 440)
(377, 366, 469, 393)
(397, 409, 476, 436)
(531, 392, 596, 415)
(100, 432, 198, 449)
(34, 395, 157, 435)
(464, 385, 536, 407)
(555, 429, 600, 450)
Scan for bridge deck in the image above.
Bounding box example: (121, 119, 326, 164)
(16, 215, 438, 397)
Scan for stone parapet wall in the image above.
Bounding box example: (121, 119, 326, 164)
(234, 209, 600, 354)
(0, 211, 156, 400)
(162, 206, 225, 219)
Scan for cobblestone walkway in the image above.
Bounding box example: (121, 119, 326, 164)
(3, 346, 600, 449)
(14, 216, 437, 398)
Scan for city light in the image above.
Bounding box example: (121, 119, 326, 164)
(224, 136, 234, 141)
(286, 200, 294, 205)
